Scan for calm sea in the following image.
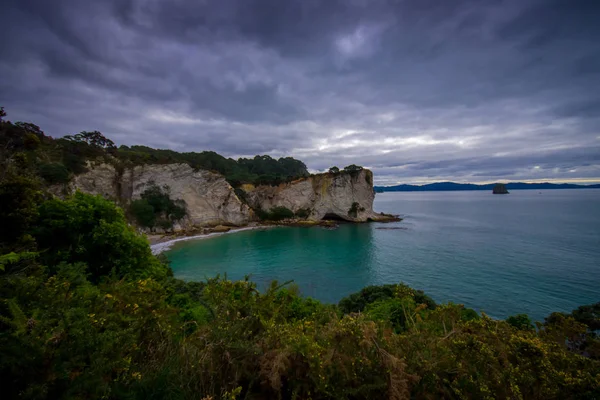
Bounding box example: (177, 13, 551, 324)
(165, 189, 600, 321)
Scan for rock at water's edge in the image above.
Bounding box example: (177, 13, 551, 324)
(492, 183, 509, 194)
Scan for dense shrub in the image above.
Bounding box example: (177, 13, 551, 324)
(32, 192, 168, 281)
(506, 313, 535, 330)
(233, 187, 248, 204)
(38, 162, 70, 184)
(339, 283, 437, 314)
(130, 183, 186, 230)
(295, 208, 311, 219)
(343, 164, 363, 174)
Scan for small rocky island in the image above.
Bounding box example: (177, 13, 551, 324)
(492, 183, 509, 194)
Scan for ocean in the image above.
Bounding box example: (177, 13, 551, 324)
(165, 189, 600, 321)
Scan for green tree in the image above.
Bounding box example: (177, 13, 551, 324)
(129, 199, 156, 228)
(0, 175, 42, 248)
(343, 164, 363, 173)
(33, 192, 167, 281)
(328, 166, 340, 174)
(129, 183, 186, 230)
(339, 283, 437, 314)
(38, 162, 70, 184)
(506, 313, 535, 330)
(64, 130, 116, 151)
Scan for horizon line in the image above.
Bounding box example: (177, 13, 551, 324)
(375, 178, 600, 187)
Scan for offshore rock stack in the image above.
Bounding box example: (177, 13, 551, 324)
(492, 183, 509, 194)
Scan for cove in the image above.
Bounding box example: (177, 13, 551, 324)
(166, 189, 600, 322)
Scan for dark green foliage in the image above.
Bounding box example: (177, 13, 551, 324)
(118, 146, 308, 187)
(295, 208, 311, 219)
(257, 206, 295, 221)
(130, 183, 186, 230)
(0, 264, 178, 399)
(1, 118, 42, 150)
(233, 187, 248, 204)
(506, 313, 535, 330)
(57, 131, 117, 174)
(33, 192, 168, 281)
(339, 283, 437, 314)
(0, 175, 42, 248)
(328, 166, 340, 174)
(38, 162, 70, 184)
(129, 199, 156, 228)
(343, 164, 364, 174)
(570, 302, 600, 331)
(544, 305, 600, 359)
(2, 107, 309, 189)
(365, 297, 420, 332)
(63, 130, 117, 152)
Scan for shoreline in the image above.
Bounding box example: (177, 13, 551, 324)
(149, 225, 275, 254)
(148, 215, 401, 254)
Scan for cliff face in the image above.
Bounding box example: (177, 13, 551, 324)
(244, 169, 385, 222)
(66, 163, 252, 227)
(62, 164, 388, 228)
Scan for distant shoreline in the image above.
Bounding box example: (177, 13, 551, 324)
(375, 182, 600, 193)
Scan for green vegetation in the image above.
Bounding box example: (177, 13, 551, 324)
(295, 208, 311, 219)
(37, 162, 70, 184)
(118, 146, 309, 187)
(343, 164, 364, 174)
(257, 206, 295, 221)
(1, 108, 600, 398)
(506, 313, 535, 331)
(129, 183, 186, 231)
(0, 108, 308, 192)
(328, 166, 340, 174)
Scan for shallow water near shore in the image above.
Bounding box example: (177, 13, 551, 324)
(166, 189, 600, 321)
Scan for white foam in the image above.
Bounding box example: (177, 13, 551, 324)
(150, 226, 273, 255)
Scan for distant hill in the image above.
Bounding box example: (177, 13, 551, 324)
(374, 181, 600, 192)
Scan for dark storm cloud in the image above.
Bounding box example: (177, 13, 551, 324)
(1, 0, 599, 184)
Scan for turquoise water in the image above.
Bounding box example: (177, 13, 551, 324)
(166, 189, 600, 321)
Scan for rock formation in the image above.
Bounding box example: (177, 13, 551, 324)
(492, 183, 509, 194)
(57, 162, 395, 229)
(63, 163, 251, 227)
(243, 169, 392, 222)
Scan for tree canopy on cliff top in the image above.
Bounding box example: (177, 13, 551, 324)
(0, 108, 308, 188)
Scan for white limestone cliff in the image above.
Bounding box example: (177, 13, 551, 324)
(60, 163, 393, 230)
(65, 163, 251, 227)
(243, 169, 390, 222)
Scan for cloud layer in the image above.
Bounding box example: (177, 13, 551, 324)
(1, 0, 599, 184)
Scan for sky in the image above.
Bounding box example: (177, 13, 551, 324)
(1, 0, 599, 185)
